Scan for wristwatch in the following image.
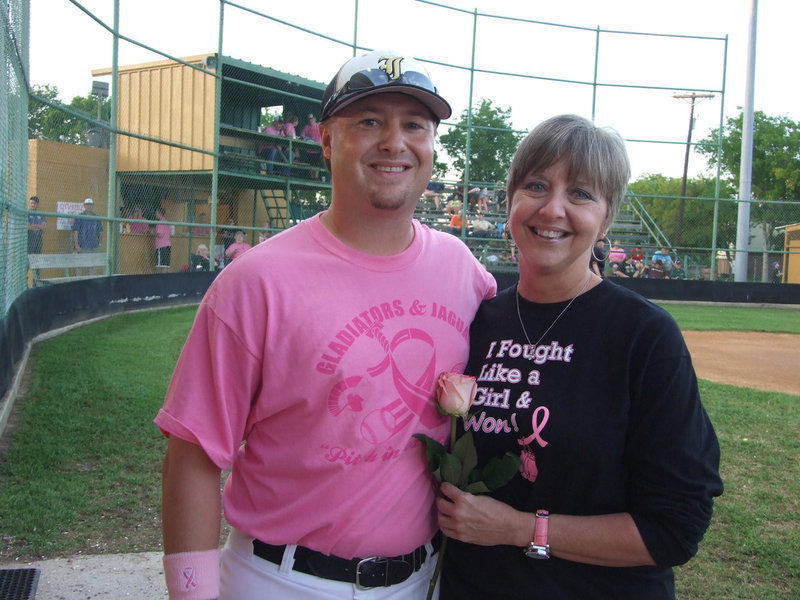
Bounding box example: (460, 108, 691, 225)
(524, 509, 550, 559)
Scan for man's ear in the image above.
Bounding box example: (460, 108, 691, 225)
(319, 123, 333, 160)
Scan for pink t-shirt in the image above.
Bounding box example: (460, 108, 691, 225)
(155, 214, 496, 558)
(155, 221, 171, 249)
(608, 245, 626, 263)
(225, 241, 252, 261)
(300, 122, 321, 143)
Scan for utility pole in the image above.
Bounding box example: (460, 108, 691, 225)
(673, 92, 714, 247)
(736, 0, 758, 282)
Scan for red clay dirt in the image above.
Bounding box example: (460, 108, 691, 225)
(682, 331, 800, 396)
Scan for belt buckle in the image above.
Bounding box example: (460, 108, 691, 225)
(355, 556, 388, 590)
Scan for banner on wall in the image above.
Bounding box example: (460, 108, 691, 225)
(56, 202, 84, 230)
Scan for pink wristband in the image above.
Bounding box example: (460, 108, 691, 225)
(163, 549, 221, 600)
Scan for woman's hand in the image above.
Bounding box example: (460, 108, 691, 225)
(436, 482, 532, 548)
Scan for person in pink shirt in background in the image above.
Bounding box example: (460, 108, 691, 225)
(608, 239, 626, 266)
(223, 230, 251, 263)
(258, 116, 284, 174)
(300, 114, 322, 143)
(300, 114, 323, 179)
(127, 206, 150, 234)
(156, 50, 496, 600)
(154, 207, 171, 271)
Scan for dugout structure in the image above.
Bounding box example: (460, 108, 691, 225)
(779, 223, 800, 284)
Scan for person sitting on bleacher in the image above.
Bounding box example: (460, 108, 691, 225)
(471, 212, 494, 238)
(191, 244, 212, 271)
(258, 116, 285, 174)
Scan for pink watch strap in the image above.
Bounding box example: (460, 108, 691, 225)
(534, 509, 549, 547)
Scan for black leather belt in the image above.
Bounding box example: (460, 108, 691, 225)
(252, 534, 440, 589)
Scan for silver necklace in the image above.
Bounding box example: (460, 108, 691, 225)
(515, 272, 593, 347)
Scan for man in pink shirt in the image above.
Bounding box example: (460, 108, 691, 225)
(258, 116, 285, 174)
(300, 114, 322, 143)
(156, 50, 496, 599)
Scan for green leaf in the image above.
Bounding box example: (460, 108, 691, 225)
(479, 452, 521, 491)
(440, 452, 463, 487)
(453, 433, 478, 489)
(413, 433, 446, 472)
(465, 481, 490, 494)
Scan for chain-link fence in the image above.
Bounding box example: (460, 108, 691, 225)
(6, 0, 797, 321)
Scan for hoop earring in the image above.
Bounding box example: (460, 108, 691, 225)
(591, 235, 610, 262)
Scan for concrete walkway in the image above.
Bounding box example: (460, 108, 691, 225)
(1, 553, 166, 599)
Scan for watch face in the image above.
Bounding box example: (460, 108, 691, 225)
(525, 545, 550, 559)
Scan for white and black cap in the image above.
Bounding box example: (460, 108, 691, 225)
(320, 50, 451, 122)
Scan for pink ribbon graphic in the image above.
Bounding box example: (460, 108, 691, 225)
(517, 406, 550, 448)
(182, 567, 197, 590)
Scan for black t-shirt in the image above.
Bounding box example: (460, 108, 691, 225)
(442, 281, 722, 599)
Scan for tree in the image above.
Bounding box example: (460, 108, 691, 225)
(697, 110, 800, 278)
(628, 173, 737, 252)
(28, 84, 108, 144)
(438, 98, 522, 185)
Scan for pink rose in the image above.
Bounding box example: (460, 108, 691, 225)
(436, 372, 477, 417)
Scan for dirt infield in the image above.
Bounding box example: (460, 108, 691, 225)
(682, 331, 800, 396)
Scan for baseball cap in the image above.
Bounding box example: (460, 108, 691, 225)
(84, 198, 94, 205)
(320, 50, 451, 122)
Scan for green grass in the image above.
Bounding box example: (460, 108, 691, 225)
(0, 306, 196, 560)
(0, 302, 798, 598)
(656, 302, 800, 333)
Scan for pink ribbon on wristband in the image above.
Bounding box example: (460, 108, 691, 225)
(163, 549, 221, 600)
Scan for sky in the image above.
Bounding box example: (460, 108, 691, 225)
(28, 0, 799, 181)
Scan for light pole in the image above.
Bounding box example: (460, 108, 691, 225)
(673, 92, 714, 247)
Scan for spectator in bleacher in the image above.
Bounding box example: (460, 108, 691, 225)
(423, 175, 445, 209)
(281, 114, 300, 175)
(494, 181, 507, 210)
(589, 238, 606, 278)
(27, 195, 47, 254)
(449, 211, 468, 236)
(476, 187, 490, 213)
(467, 185, 481, 210)
(646, 258, 668, 279)
(299, 114, 321, 143)
(446, 195, 462, 216)
(224, 230, 252, 263)
(190, 243, 212, 272)
(608, 239, 626, 265)
(157, 49, 495, 600)
(631, 245, 645, 262)
(282, 113, 299, 139)
(300, 114, 323, 179)
(471, 211, 494, 238)
(670, 259, 686, 280)
(612, 254, 643, 278)
(651, 246, 673, 268)
(258, 116, 284, 174)
(154, 207, 171, 271)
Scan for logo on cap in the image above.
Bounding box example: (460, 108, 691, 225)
(379, 56, 404, 81)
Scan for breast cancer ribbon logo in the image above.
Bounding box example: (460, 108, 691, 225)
(517, 406, 549, 483)
(326, 323, 438, 444)
(182, 566, 198, 590)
